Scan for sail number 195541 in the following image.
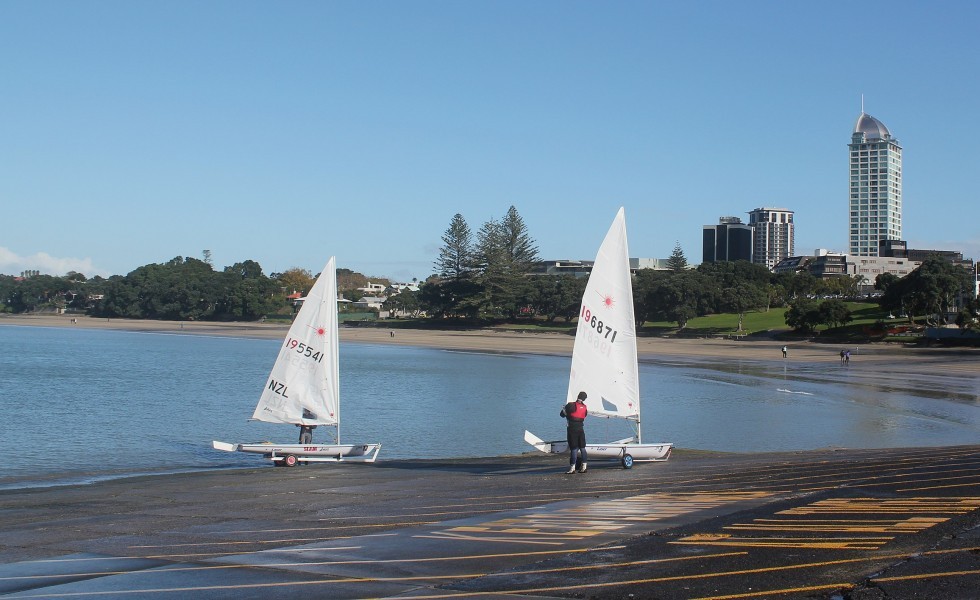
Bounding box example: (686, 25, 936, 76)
(581, 305, 618, 343)
(284, 338, 324, 363)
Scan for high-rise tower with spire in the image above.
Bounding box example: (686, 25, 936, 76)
(849, 112, 902, 256)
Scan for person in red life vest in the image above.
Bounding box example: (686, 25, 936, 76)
(560, 391, 589, 474)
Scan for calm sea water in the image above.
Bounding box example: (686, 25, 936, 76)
(1, 325, 978, 489)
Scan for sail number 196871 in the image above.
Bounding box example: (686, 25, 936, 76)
(580, 305, 618, 343)
(285, 338, 324, 363)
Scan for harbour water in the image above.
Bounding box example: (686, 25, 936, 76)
(1, 324, 978, 490)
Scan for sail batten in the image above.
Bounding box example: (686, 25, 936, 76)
(566, 208, 640, 424)
(251, 258, 340, 427)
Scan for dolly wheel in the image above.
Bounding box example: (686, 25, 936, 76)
(283, 454, 298, 467)
(621, 454, 634, 469)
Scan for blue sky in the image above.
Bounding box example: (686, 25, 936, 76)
(3, 1, 978, 282)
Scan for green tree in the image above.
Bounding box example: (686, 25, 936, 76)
(417, 277, 480, 319)
(435, 213, 475, 281)
(908, 257, 974, 326)
(427, 213, 483, 319)
(666, 242, 688, 272)
(276, 268, 315, 297)
(879, 257, 974, 325)
(336, 268, 372, 292)
(383, 289, 421, 318)
(465, 207, 541, 320)
(785, 297, 821, 333)
(496, 206, 540, 319)
(636, 269, 716, 328)
(97, 256, 279, 321)
(875, 272, 899, 293)
(721, 281, 767, 332)
(221, 260, 278, 320)
(786, 270, 819, 300)
(556, 275, 588, 322)
(528, 275, 584, 322)
(471, 218, 510, 319)
(766, 282, 786, 310)
(499, 206, 539, 272)
(819, 298, 853, 328)
(3, 274, 70, 313)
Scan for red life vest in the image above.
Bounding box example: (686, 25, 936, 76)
(567, 401, 587, 421)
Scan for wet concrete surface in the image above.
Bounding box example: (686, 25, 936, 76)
(0, 446, 977, 599)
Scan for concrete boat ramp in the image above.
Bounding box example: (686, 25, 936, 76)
(1, 446, 978, 599)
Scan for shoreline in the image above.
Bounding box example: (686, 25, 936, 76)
(2, 314, 977, 505)
(3, 313, 978, 377)
(4, 316, 977, 597)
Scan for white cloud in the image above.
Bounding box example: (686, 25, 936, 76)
(0, 247, 109, 278)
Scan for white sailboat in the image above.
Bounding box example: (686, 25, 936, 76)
(212, 257, 381, 466)
(524, 207, 672, 468)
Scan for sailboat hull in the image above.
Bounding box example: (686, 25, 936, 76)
(212, 440, 381, 464)
(524, 430, 672, 464)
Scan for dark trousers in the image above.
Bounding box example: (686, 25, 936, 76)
(567, 426, 587, 464)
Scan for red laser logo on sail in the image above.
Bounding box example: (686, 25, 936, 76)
(596, 290, 615, 309)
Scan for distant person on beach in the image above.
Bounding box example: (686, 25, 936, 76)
(844, 350, 851, 365)
(840, 349, 846, 365)
(298, 424, 316, 445)
(560, 391, 589, 474)
(782, 346, 787, 358)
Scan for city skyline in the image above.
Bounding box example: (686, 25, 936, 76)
(2, 2, 978, 282)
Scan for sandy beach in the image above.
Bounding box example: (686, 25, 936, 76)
(2, 313, 978, 378)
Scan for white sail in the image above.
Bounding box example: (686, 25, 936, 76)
(525, 207, 671, 466)
(252, 258, 340, 428)
(567, 207, 640, 423)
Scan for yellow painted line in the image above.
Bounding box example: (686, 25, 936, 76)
(128, 537, 350, 549)
(672, 540, 885, 550)
(400, 547, 980, 599)
(724, 518, 946, 533)
(459, 486, 775, 504)
(419, 490, 774, 545)
(127, 521, 440, 548)
(692, 583, 854, 599)
(720, 461, 980, 493)
(141, 541, 618, 561)
(781, 497, 980, 515)
(673, 495, 976, 550)
(750, 518, 923, 524)
(0, 546, 633, 582)
(873, 568, 980, 583)
(17, 546, 979, 598)
(3, 574, 490, 598)
(1, 552, 749, 598)
(898, 481, 980, 492)
(321, 508, 506, 518)
(202, 491, 770, 553)
(415, 532, 579, 545)
(672, 533, 890, 550)
(780, 463, 980, 487)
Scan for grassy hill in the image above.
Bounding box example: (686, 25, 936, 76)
(639, 301, 907, 342)
(387, 301, 930, 344)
